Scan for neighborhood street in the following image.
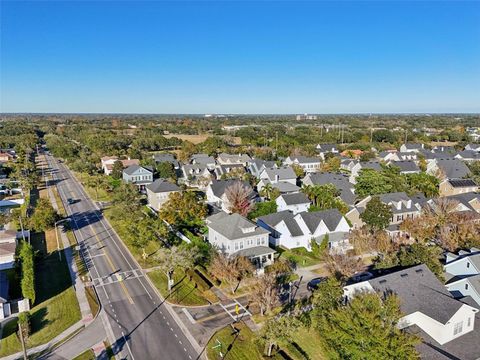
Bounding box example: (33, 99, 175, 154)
(44, 154, 200, 360)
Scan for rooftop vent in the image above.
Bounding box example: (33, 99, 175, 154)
(401, 273, 409, 278)
(415, 269, 423, 274)
(379, 279, 387, 284)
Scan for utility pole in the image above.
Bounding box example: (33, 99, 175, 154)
(18, 320, 28, 360)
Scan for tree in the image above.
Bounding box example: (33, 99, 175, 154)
(29, 198, 59, 232)
(249, 272, 278, 316)
(326, 252, 364, 280)
(225, 181, 254, 217)
(155, 246, 199, 293)
(310, 277, 343, 316)
(321, 156, 341, 172)
(112, 182, 141, 214)
(85, 174, 105, 201)
(159, 191, 207, 229)
(260, 183, 274, 201)
(248, 201, 277, 220)
(349, 228, 394, 255)
(110, 160, 124, 179)
(156, 161, 176, 180)
(259, 316, 302, 357)
(355, 169, 391, 198)
(316, 293, 419, 359)
(291, 163, 304, 178)
(406, 172, 439, 197)
(19, 241, 35, 304)
(360, 196, 392, 231)
(209, 252, 254, 294)
(302, 184, 348, 214)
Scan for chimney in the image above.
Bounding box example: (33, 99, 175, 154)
(275, 174, 279, 183)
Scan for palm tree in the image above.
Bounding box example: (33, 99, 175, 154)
(260, 183, 274, 200)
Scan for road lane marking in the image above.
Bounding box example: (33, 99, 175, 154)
(122, 331, 136, 360)
(104, 252, 135, 305)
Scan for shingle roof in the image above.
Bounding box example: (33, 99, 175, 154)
(447, 179, 477, 188)
(456, 150, 480, 160)
(360, 161, 382, 171)
(146, 179, 180, 193)
(263, 166, 296, 181)
(443, 192, 480, 212)
(153, 153, 179, 167)
(233, 246, 276, 258)
(390, 160, 420, 172)
(258, 210, 304, 237)
(279, 192, 310, 205)
(316, 143, 338, 152)
(436, 159, 471, 179)
(207, 212, 269, 240)
(123, 165, 152, 176)
(291, 156, 321, 164)
(403, 143, 424, 150)
(369, 264, 464, 324)
(209, 179, 251, 198)
(298, 209, 343, 233)
(303, 172, 356, 205)
(271, 181, 300, 193)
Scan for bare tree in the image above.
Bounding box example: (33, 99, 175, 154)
(209, 252, 254, 294)
(249, 272, 278, 316)
(225, 181, 254, 216)
(326, 252, 365, 280)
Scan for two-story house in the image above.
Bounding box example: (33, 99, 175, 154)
(152, 153, 180, 170)
(181, 164, 212, 189)
(257, 208, 351, 253)
(248, 158, 276, 178)
(206, 179, 255, 213)
(349, 161, 383, 184)
(427, 158, 471, 180)
(216, 153, 252, 167)
(316, 143, 339, 160)
(439, 179, 478, 197)
(257, 166, 297, 194)
(302, 172, 356, 205)
(191, 154, 216, 170)
(284, 156, 321, 174)
(146, 179, 180, 211)
(122, 165, 153, 190)
(275, 193, 310, 214)
(386, 160, 421, 174)
(101, 156, 140, 175)
(343, 264, 480, 358)
(206, 212, 274, 271)
(399, 143, 425, 153)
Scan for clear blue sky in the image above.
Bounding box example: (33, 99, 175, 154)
(1, 1, 479, 114)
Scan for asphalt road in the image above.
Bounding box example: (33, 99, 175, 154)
(45, 154, 199, 360)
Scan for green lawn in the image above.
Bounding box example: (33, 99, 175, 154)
(287, 326, 327, 360)
(0, 233, 81, 357)
(206, 322, 265, 360)
(74, 172, 113, 202)
(148, 269, 212, 306)
(277, 247, 322, 267)
(73, 349, 95, 360)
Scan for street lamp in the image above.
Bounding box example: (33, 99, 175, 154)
(55, 218, 70, 261)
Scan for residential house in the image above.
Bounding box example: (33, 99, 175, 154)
(146, 179, 180, 211)
(0, 230, 29, 271)
(257, 209, 351, 252)
(316, 143, 339, 160)
(101, 156, 140, 175)
(257, 166, 297, 193)
(206, 212, 274, 271)
(387, 160, 421, 174)
(181, 164, 212, 189)
(191, 154, 216, 170)
(439, 179, 478, 197)
(427, 158, 471, 180)
(346, 192, 425, 234)
(302, 172, 356, 205)
(216, 153, 252, 167)
(206, 179, 255, 213)
(343, 264, 480, 358)
(152, 153, 180, 169)
(399, 143, 425, 153)
(284, 156, 321, 174)
(444, 249, 480, 306)
(214, 164, 246, 180)
(439, 193, 480, 214)
(432, 145, 457, 154)
(122, 165, 153, 190)
(340, 158, 358, 173)
(455, 150, 480, 162)
(378, 151, 418, 162)
(465, 144, 480, 152)
(275, 193, 310, 214)
(248, 158, 276, 178)
(0, 152, 14, 163)
(349, 161, 383, 184)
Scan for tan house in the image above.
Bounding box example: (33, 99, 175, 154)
(145, 179, 180, 211)
(101, 156, 140, 175)
(439, 179, 478, 197)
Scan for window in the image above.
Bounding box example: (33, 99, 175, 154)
(467, 262, 470, 268)
(468, 317, 471, 327)
(466, 283, 469, 290)
(454, 321, 463, 336)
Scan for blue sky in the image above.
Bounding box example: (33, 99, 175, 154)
(1, 1, 479, 114)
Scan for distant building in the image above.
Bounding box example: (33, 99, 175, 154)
(101, 156, 140, 175)
(399, 143, 425, 153)
(439, 179, 478, 197)
(296, 114, 317, 121)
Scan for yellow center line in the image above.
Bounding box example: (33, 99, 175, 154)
(89, 224, 135, 305)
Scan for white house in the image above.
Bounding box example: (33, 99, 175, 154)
(316, 144, 339, 160)
(275, 193, 310, 214)
(101, 156, 140, 175)
(145, 179, 180, 211)
(206, 179, 254, 213)
(257, 166, 297, 193)
(122, 165, 153, 190)
(206, 212, 274, 271)
(284, 156, 321, 174)
(348, 161, 382, 184)
(399, 143, 425, 153)
(465, 144, 480, 152)
(216, 153, 252, 167)
(181, 164, 212, 189)
(0, 230, 29, 271)
(444, 249, 480, 307)
(257, 209, 351, 252)
(344, 264, 479, 348)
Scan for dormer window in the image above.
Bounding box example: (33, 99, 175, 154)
(465, 283, 469, 290)
(467, 262, 470, 268)
(454, 321, 463, 336)
(241, 226, 256, 234)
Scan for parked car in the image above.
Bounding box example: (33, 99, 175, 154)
(307, 277, 327, 291)
(351, 271, 373, 283)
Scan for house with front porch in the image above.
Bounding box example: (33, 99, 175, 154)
(122, 165, 153, 190)
(206, 212, 274, 272)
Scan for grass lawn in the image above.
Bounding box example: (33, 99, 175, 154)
(85, 286, 99, 317)
(73, 349, 95, 360)
(0, 232, 81, 357)
(277, 247, 322, 268)
(206, 322, 264, 360)
(147, 269, 211, 306)
(74, 172, 112, 202)
(287, 326, 328, 360)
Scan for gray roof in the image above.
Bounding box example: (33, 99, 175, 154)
(258, 210, 304, 237)
(389, 160, 420, 173)
(369, 264, 465, 324)
(436, 159, 471, 179)
(207, 212, 269, 240)
(447, 178, 477, 188)
(263, 166, 296, 181)
(271, 181, 300, 193)
(402, 143, 424, 150)
(183, 163, 209, 173)
(217, 153, 252, 163)
(360, 161, 382, 171)
(191, 154, 215, 165)
(233, 246, 275, 258)
(279, 192, 310, 205)
(445, 249, 480, 273)
(209, 179, 251, 198)
(123, 165, 153, 176)
(146, 179, 180, 193)
(298, 209, 343, 233)
(443, 192, 480, 212)
(465, 143, 480, 151)
(303, 172, 356, 205)
(291, 156, 321, 164)
(152, 153, 179, 167)
(316, 143, 339, 152)
(456, 150, 480, 160)
(251, 158, 276, 171)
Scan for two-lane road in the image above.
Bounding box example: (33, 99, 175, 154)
(46, 154, 199, 360)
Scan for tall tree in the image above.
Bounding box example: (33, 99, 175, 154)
(259, 316, 302, 357)
(110, 160, 124, 180)
(360, 196, 392, 231)
(209, 252, 254, 294)
(155, 246, 199, 293)
(159, 191, 207, 228)
(225, 181, 254, 217)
